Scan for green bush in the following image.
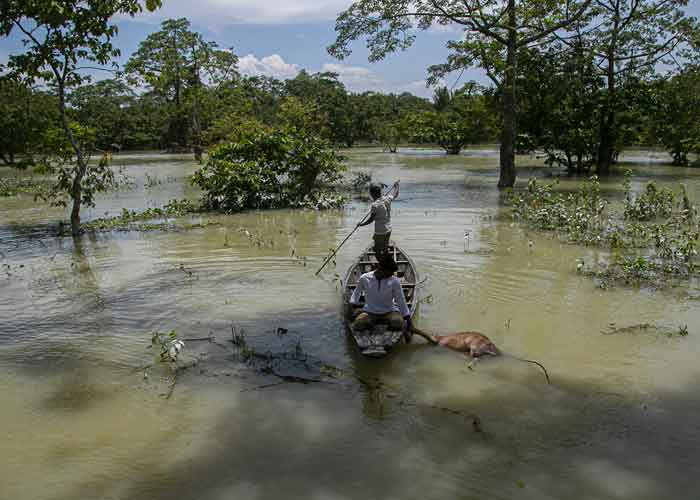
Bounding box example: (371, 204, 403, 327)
(192, 126, 346, 211)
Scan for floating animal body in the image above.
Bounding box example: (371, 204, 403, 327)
(411, 327, 550, 384)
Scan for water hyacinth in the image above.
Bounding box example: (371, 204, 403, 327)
(510, 175, 700, 287)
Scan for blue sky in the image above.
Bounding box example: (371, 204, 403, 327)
(1, 0, 698, 98)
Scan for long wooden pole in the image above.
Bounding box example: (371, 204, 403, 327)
(314, 182, 397, 276)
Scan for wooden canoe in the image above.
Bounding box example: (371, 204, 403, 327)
(342, 242, 419, 358)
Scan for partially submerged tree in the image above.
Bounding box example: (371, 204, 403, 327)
(328, 0, 592, 187)
(0, 0, 162, 236)
(517, 42, 604, 172)
(555, 0, 698, 174)
(68, 79, 136, 151)
(125, 18, 238, 158)
(192, 126, 346, 211)
(410, 85, 497, 154)
(650, 66, 700, 166)
(284, 70, 354, 147)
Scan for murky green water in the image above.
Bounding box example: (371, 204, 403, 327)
(2, 149, 700, 500)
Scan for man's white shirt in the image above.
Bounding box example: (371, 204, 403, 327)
(350, 270, 409, 317)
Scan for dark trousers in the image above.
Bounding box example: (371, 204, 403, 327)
(373, 232, 391, 256)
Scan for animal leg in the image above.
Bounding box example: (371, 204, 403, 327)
(465, 354, 478, 371)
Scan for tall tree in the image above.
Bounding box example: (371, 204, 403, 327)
(650, 65, 700, 165)
(0, 0, 161, 236)
(0, 79, 58, 168)
(516, 41, 604, 172)
(284, 70, 354, 147)
(125, 18, 238, 158)
(557, 0, 697, 173)
(328, 0, 592, 187)
(68, 79, 136, 150)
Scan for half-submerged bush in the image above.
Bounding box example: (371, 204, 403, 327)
(192, 126, 346, 211)
(623, 170, 675, 221)
(510, 174, 699, 287)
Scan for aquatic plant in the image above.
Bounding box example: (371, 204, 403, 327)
(510, 175, 700, 287)
(623, 171, 675, 221)
(84, 199, 200, 231)
(350, 170, 372, 192)
(0, 177, 50, 198)
(150, 330, 185, 362)
(144, 172, 162, 188)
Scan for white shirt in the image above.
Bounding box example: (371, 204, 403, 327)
(350, 271, 410, 317)
(371, 194, 394, 235)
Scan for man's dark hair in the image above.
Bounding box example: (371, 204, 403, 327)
(377, 254, 398, 273)
(369, 184, 381, 199)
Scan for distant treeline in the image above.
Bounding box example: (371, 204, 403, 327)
(2, 17, 699, 171)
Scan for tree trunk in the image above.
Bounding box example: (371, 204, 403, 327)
(56, 79, 86, 237)
(498, 0, 517, 188)
(596, 13, 618, 176)
(70, 165, 85, 236)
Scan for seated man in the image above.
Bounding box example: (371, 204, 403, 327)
(350, 254, 411, 335)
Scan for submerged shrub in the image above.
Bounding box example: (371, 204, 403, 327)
(510, 176, 607, 243)
(510, 174, 700, 287)
(192, 127, 346, 211)
(623, 170, 675, 221)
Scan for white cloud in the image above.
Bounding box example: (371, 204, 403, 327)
(132, 0, 354, 28)
(396, 79, 436, 98)
(238, 54, 300, 79)
(321, 63, 385, 92)
(236, 54, 438, 98)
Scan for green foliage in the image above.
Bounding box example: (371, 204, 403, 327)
(124, 17, 239, 151)
(350, 171, 372, 192)
(284, 71, 354, 147)
(510, 176, 607, 241)
(192, 127, 347, 212)
(0, 79, 59, 168)
(0, 176, 50, 198)
(68, 79, 138, 150)
(623, 171, 675, 221)
(407, 85, 497, 154)
(349, 91, 432, 146)
(516, 44, 603, 171)
(33, 124, 118, 208)
(511, 175, 700, 286)
(648, 68, 700, 166)
(0, 0, 162, 235)
(85, 199, 199, 230)
(150, 330, 185, 362)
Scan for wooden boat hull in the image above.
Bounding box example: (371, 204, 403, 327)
(342, 243, 419, 357)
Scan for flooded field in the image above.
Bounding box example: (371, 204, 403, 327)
(2, 148, 700, 500)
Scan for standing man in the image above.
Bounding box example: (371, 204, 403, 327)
(357, 180, 400, 257)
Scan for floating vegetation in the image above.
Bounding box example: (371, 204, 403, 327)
(510, 174, 699, 288)
(418, 294, 434, 305)
(150, 330, 186, 362)
(349, 170, 372, 192)
(238, 227, 275, 248)
(144, 172, 162, 188)
(178, 263, 197, 279)
(623, 171, 675, 221)
(0, 177, 50, 197)
(110, 166, 137, 191)
(288, 190, 348, 210)
(83, 199, 201, 232)
(602, 322, 690, 337)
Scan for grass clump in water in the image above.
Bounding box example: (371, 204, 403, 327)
(83, 199, 201, 232)
(0, 176, 50, 197)
(509, 173, 699, 287)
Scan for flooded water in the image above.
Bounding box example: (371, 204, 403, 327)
(2, 149, 700, 500)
